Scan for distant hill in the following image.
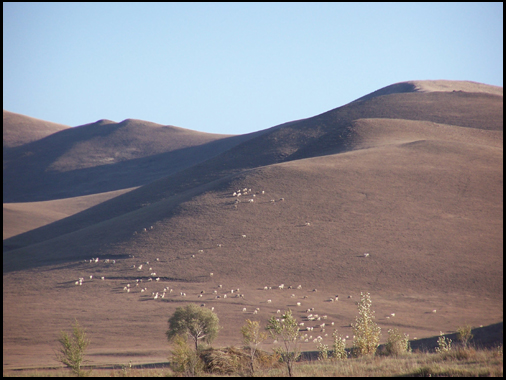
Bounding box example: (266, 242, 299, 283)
(3, 110, 70, 148)
(3, 117, 262, 202)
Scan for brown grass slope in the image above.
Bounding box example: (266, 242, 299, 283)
(3, 187, 136, 240)
(3, 117, 258, 202)
(3, 110, 70, 148)
(3, 86, 502, 254)
(2, 81, 503, 368)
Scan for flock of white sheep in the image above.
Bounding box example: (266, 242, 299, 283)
(70, 185, 412, 348)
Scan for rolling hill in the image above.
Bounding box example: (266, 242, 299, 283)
(3, 80, 503, 369)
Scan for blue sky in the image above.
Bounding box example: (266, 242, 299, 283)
(3, 2, 503, 135)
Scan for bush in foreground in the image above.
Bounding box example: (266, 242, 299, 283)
(385, 328, 411, 356)
(54, 319, 91, 377)
(352, 292, 381, 357)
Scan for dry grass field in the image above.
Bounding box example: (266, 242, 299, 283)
(3, 80, 503, 373)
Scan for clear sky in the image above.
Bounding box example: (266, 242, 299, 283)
(3, 2, 503, 135)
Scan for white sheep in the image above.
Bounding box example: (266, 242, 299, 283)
(243, 308, 247, 312)
(278, 284, 284, 290)
(296, 302, 301, 306)
(267, 299, 272, 303)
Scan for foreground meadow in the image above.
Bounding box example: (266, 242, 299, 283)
(3, 346, 503, 377)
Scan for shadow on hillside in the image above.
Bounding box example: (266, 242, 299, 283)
(3, 132, 258, 203)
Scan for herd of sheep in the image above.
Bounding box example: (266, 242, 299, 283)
(70, 185, 408, 347)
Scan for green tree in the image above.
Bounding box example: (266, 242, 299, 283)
(266, 309, 301, 377)
(241, 319, 268, 376)
(54, 319, 91, 377)
(166, 304, 220, 351)
(352, 292, 381, 356)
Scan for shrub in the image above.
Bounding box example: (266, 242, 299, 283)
(199, 346, 248, 375)
(352, 292, 381, 356)
(266, 309, 302, 377)
(456, 325, 473, 348)
(385, 328, 411, 356)
(331, 329, 348, 360)
(315, 337, 329, 361)
(241, 319, 268, 375)
(169, 334, 204, 376)
(435, 332, 452, 354)
(54, 319, 91, 377)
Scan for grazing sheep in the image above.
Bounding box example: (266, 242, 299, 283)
(297, 285, 302, 289)
(432, 309, 437, 313)
(391, 313, 395, 317)
(89, 275, 93, 279)
(267, 299, 272, 303)
(364, 253, 370, 257)
(242, 234, 247, 238)
(101, 277, 105, 280)
(243, 308, 247, 312)
(278, 284, 284, 290)
(253, 310, 258, 314)
(210, 273, 214, 276)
